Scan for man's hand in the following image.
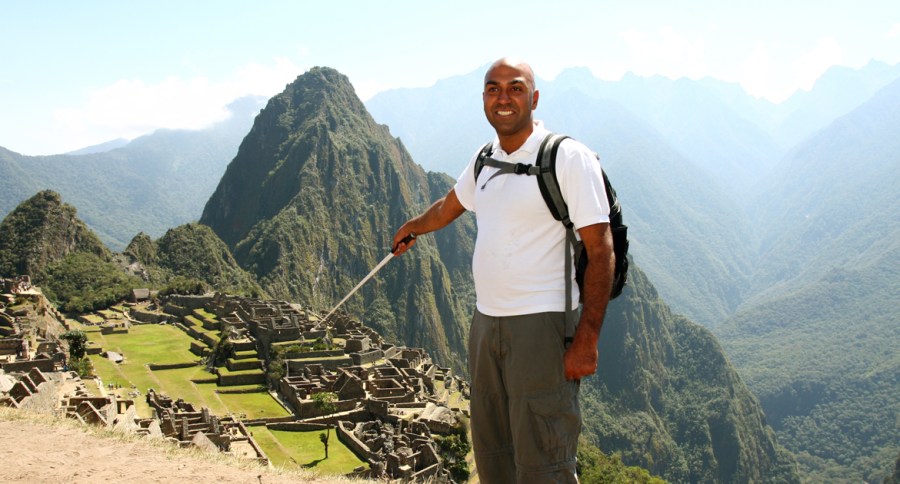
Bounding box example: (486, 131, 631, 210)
(392, 229, 418, 256)
(564, 324, 600, 380)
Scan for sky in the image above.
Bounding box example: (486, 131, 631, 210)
(2, 0, 899, 156)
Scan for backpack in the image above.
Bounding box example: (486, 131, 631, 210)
(474, 133, 630, 306)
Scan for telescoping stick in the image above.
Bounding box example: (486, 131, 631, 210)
(322, 233, 415, 321)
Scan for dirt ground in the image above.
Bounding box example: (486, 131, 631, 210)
(0, 409, 352, 484)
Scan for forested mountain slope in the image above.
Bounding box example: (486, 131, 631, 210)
(715, 76, 900, 482)
(585, 267, 799, 483)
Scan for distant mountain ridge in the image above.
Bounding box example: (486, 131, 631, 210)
(0, 96, 266, 251)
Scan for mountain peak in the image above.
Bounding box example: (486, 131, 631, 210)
(200, 67, 389, 248)
(0, 190, 108, 278)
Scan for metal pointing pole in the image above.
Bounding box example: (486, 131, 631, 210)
(322, 233, 415, 321)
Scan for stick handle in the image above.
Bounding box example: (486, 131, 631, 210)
(392, 232, 417, 253)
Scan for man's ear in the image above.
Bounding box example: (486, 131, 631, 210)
(533, 89, 540, 109)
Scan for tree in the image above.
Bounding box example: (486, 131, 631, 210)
(312, 392, 337, 458)
(60, 330, 87, 359)
(208, 333, 234, 368)
(265, 347, 285, 390)
(60, 330, 91, 377)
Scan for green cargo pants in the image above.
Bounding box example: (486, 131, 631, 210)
(469, 309, 581, 483)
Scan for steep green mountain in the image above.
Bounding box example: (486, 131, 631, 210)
(0, 190, 109, 278)
(0, 96, 265, 251)
(714, 77, 900, 482)
(123, 223, 265, 297)
(124, 223, 264, 297)
(584, 266, 799, 483)
(0, 190, 142, 312)
(200, 67, 476, 372)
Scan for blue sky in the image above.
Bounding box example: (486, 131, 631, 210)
(2, 0, 898, 155)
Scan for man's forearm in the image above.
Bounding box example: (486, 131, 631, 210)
(393, 188, 466, 254)
(565, 222, 614, 380)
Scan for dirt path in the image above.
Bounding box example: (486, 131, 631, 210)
(0, 410, 350, 483)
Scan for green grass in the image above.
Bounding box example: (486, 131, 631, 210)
(84, 323, 289, 420)
(216, 392, 288, 419)
(81, 314, 104, 324)
(90, 324, 199, 365)
(215, 384, 267, 392)
(217, 367, 264, 377)
(194, 308, 217, 320)
(252, 426, 366, 476)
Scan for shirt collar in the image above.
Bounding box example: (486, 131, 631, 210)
(492, 120, 549, 158)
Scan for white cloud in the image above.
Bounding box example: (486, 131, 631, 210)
(49, 57, 304, 153)
(739, 37, 845, 103)
(619, 27, 708, 80)
(886, 23, 900, 38)
(352, 79, 391, 102)
(740, 42, 773, 100)
(793, 37, 844, 91)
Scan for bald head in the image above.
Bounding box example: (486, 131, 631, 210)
(485, 57, 536, 92)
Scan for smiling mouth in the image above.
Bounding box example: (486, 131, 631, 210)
(497, 110, 514, 116)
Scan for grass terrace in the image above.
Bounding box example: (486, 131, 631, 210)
(79, 321, 288, 420)
(194, 308, 218, 323)
(251, 426, 366, 475)
(80, 314, 105, 325)
(96, 309, 118, 319)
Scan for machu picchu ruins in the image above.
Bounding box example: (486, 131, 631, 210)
(0, 276, 471, 482)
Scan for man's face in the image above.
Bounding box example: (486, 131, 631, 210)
(483, 63, 539, 140)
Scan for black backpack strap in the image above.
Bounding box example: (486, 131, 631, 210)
(473, 142, 494, 182)
(479, 157, 542, 189)
(535, 134, 572, 227)
(533, 133, 580, 346)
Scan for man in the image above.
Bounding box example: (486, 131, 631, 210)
(392, 57, 615, 483)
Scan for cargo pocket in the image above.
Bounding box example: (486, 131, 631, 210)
(526, 383, 581, 462)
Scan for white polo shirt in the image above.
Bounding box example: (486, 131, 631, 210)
(455, 122, 610, 317)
